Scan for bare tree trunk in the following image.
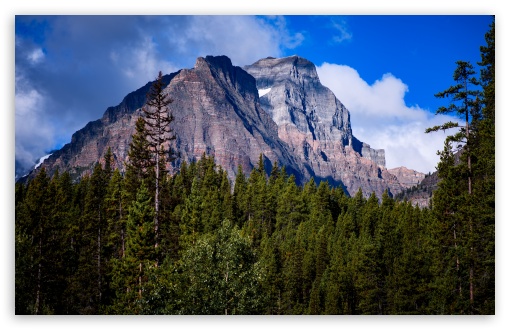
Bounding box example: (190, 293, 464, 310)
(120, 199, 125, 258)
(225, 261, 229, 315)
(139, 262, 142, 298)
(469, 219, 474, 310)
(453, 223, 461, 297)
(121, 228, 125, 258)
(155, 149, 159, 249)
(34, 235, 42, 315)
(470, 261, 474, 307)
(466, 106, 472, 195)
(278, 289, 281, 315)
(98, 224, 102, 302)
(465, 95, 474, 309)
(119, 195, 126, 258)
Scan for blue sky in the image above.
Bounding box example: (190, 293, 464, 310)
(13, 12, 494, 176)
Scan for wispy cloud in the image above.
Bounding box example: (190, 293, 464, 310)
(27, 48, 44, 64)
(262, 16, 305, 50)
(15, 69, 55, 174)
(330, 18, 352, 44)
(317, 63, 457, 174)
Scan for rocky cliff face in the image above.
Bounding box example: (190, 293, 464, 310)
(26, 55, 423, 199)
(162, 55, 305, 180)
(395, 171, 439, 208)
(28, 73, 177, 180)
(244, 56, 406, 197)
(26, 56, 307, 183)
(387, 167, 426, 189)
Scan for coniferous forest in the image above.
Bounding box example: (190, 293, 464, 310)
(15, 19, 495, 315)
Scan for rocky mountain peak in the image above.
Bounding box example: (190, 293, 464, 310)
(388, 166, 426, 189)
(24, 54, 423, 199)
(247, 55, 320, 88)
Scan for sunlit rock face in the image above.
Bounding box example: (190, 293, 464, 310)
(27, 55, 422, 198)
(245, 56, 404, 198)
(388, 167, 426, 190)
(27, 56, 307, 184)
(162, 55, 306, 181)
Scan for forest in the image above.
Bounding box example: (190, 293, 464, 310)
(14, 19, 495, 315)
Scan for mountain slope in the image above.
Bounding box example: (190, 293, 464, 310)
(245, 56, 407, 197)
(23, 55, 422, 198)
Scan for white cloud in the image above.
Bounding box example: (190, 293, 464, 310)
(263, 16, 305, 50)
(179, 16, 290, 66)
(120, 36, 177, 83)
(108, 16, 299, 92)
(15, 70, 55, 172)
(317, 62, 458, 174)
(331, 19, 352, 44)
(27, 48, 44, 64)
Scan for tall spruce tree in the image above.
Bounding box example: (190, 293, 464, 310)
(426, 60, 481, 197)
(109, 182, 156, 314)
(125, 117, 154, 204)
(425, 20, 495, 313)
(143, 71, 176, 248)
(471, 18, 495, 314)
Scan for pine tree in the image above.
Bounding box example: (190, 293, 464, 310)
(105, 169, 127, 260)
(48, 171, 76, 313)
(428, 141, 469, 313)
(232, 164, 248, 228)
(143, 71, 176, 248)
(109, 182, 156, 314)
(426, 60, 481, 198)
(69, 163, 109, 314)
(16, 168, 77, 314)
(125, 117, 154, 204)
(21, 168, 51, 314)
(425, 49, 487, 314)
(179, 177, 203, 249)
(470, 17, 495, 314)
(103, 147, 114, 181)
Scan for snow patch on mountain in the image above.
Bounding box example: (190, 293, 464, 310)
(35, 154, 52, 169)
(258, 88, 271, 97)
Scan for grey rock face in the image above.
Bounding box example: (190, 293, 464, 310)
(29, 55, 307, 183)
(245, 56, 353, 146)
(388, 166, 426, 189)
(163, 55, 306, 180)
(245, 56, 401, 197)
(28, 55, 422, 199)
(351, 137, 386, 168)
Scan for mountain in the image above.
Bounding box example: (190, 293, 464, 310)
(387, 166, 426, 189)
(394, 149, 464, 207)
(394, 171, 439, 208)
(21, 55, 423, 198)
(244, 56, 405, 197)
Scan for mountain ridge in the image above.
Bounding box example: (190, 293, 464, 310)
(20, 54, 423, 199)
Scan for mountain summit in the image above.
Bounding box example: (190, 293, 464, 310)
(24, 55, 421, 198)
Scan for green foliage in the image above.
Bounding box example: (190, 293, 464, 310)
(425, 17, 495, 314)
(176, 220, 262, 314)
(15, 148, 494, 314)
(109, 181, 157, 314)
